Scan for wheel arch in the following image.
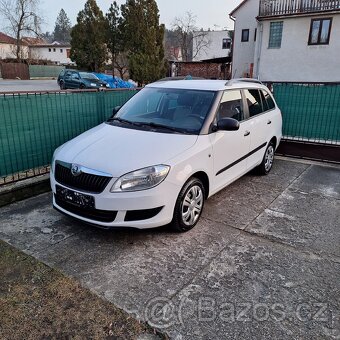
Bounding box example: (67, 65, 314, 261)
(269, 136, 277, 150)
(190, 171, 210, 199)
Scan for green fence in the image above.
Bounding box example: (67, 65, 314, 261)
(1, 83, 339, 183)
(0, 90, 137, 179)
(273, 83, 340, 143)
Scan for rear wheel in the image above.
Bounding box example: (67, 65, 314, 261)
(256, 141, 275, 175)
(170, 177, 205, 232)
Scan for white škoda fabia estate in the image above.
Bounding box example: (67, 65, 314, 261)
(51, 79, 282, 232)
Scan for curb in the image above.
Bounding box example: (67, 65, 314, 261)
(0, 174, 51, 207)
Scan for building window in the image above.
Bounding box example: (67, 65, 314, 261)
(241, 29, 249, 42)
(66, 49, 71, 58)
(268, 21, 283, 48)
(222, 38, 231, 49)
(254, 28, 257, 41)
(48, 48, 51, 52)
(308, 18, 332, 45)
(60, 49, 63, 53)
(53, 48, 56, 52)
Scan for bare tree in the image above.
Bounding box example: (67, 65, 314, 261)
(114, 52, 129, 79)
(0, 0, 42, 61)
(171, 11, 210, 62)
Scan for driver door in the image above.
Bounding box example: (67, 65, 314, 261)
(210, 89, 252, 192)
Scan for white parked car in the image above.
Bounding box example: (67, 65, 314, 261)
(51, 79, 282, 232)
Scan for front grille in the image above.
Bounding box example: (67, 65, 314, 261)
(55, 163, 112, 194)
(124, 207, 164, 222)
(55, 195, 117, 223)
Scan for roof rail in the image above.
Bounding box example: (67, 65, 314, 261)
(226, 78, 263, 86)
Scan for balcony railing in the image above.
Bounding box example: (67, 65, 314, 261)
(259, 0, 340, 17)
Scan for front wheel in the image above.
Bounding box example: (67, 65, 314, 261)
(256, 141, 275, 175)
(170, 177, 205, 232)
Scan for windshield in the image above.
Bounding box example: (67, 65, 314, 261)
(79, 72, 99, 80)
(110, 87, 216, 134)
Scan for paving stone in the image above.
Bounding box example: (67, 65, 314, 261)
(35, 218, 241, 317)
(0, 193, 80, 255)
(289, 165, 340, 200)
(247, 189, 340, 257)
(165, 233, 340, 339)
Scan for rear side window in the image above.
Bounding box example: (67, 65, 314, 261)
(217, 90, 244, 121)
(244, 89, 264, 117)
(262, 90, 276, 110)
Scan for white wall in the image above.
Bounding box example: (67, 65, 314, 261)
(256, 14, 340, 82)
(231, 0, 259, 78)
(0, 43, 29, 59)
(192, 31, 231, 61)
(30, 46, 72, 65)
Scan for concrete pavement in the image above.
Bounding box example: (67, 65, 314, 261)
(0, 158, 339, 339)
(0, 79, 60, 92)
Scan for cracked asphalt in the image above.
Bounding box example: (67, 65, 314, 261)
(0, 158, 339, 339)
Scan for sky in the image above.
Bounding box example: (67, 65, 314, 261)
(38, 0, 242, 33)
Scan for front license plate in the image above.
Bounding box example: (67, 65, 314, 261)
(56, 185, 95, 209)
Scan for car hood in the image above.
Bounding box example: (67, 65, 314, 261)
(56, 123, 198, 177)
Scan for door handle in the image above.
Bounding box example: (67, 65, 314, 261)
(267, 120, 272, 125)
(244, 131, 250, 137)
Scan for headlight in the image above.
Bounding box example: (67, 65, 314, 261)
(90, 83, 97, 87)
(110, 165, 170, 192)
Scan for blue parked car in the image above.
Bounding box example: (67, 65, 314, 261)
(58, 70, 110, 90)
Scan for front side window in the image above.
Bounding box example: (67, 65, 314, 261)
(217, 90, 244, 121)
(244, 89, 264, 117)
(79, 72, 99, 80)
(269, 21, 283, 48)
(71, 73, 79, 80)
(308, 18, 332, 45)
(241, 29, 249, 42)
(111, 87, 217, 135)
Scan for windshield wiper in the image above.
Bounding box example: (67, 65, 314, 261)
(107, 117, 143, 127)
(139, 122, 191, 134)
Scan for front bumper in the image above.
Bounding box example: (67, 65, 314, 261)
(50, 174, 180, 229)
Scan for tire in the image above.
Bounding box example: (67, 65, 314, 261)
(79, 84, 86, 89)
(59, 81, 65, 90)
(170, 177, 205, 232)
(256, 141, 275, 175)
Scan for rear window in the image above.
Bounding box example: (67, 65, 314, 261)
(244, 89, 264, 117)
(262, 90, 276, 110)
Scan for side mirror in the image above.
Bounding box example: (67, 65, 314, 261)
(216, 118, 240, 131)
(112, 106, 121, 117)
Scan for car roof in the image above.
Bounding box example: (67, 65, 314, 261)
(146, 79, 267, 91)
